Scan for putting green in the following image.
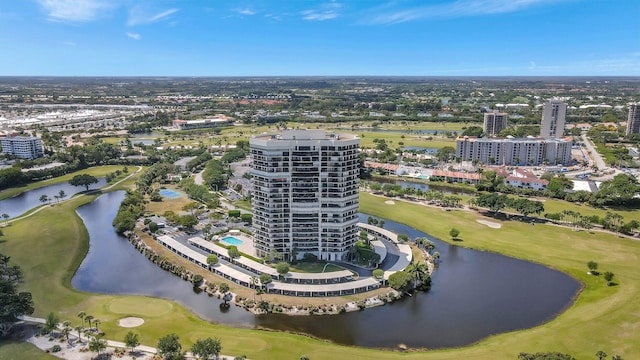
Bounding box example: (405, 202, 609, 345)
(107, 297, 173, 317)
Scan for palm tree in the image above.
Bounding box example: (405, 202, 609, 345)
(39, 195, 49, 205)
(406, 262, 429, 288)
(250, 276, 259, 301)
(93, 319, 101, 333)
(60, 324, 71, 345)
(75, 326, 83, 343)
(85, 315, 94, 330)
(77, 311, 86, 328)
(88, 333, 107, 356)
(58, 190, 66, 201)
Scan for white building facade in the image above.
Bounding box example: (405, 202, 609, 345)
(626, 103, 640, 135)
(0, 136, 44, 159)
(483, 111, 508, 136)
(455, 136, 572, 166)
(250, 130, 360, 262)
(540, 99, 567, 139)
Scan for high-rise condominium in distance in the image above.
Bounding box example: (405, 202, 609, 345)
(250, 130, 360, 262)
(483, 111, 508, 136)
(540, 99, 567, 139)
(0, 136, 43, 160)
(625, 103, 640, 135)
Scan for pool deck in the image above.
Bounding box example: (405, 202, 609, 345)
(219, 233, 256, 257)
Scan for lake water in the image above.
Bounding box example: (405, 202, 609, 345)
(72, 191, 580, 349)
(401, 146, 438, 154)
(366, 178, 476, 196)
(0, 178, 107, 219)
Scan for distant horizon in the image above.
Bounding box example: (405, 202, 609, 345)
(0, 75, 640, 80)
(2, 1, 638, 76)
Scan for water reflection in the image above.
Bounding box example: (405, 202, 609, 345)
(0, 178, 107, 219)
(72, 191, 580, 349)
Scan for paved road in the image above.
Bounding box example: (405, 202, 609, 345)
(336, 237, 400, 277)
(582, 133, 607, 171)
(193, 169, 205, 185)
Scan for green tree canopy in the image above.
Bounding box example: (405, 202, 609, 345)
(69, 174, 99, 191)
(276, 262, 290, 276)
(228, 246, 241, 260)
(436, 146, 456, 162)
(388, 271, 413, 292)
(591, 173, 640, 207)
(206, 255, 219, 266)
(259, 273, 273, 287)
(190, 337, 222, 360)
(461, 126, 484, 137)
(0, 254, 35, 336)
(124, 331, 140, 352)
(157, 333, 183, 360)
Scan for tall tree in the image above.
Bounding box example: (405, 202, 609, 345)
(0, 254, 34, 336)
(77, 311, 86, 328)
(85, 315, 94, 330)
(69, 174, 99, 191)
(124, 331, 140, 352)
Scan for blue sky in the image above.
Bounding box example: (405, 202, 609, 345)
(1, 0, 639, 76)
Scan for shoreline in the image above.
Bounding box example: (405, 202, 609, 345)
(125, 230, 430, 316)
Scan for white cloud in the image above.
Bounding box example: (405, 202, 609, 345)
(365, 0, 570, 24)
(235, 8, 257, 16)
(302, 1, 342, 21)
(128, 6, 179, 26)
(37, 0, 110, 22)
(62, 41, 77, 46)
(126, 32, 141, 40)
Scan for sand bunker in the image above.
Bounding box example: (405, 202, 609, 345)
(476, 219, 502, 229)
(118, 317, 145, 328)
(385, 200, 395, 205)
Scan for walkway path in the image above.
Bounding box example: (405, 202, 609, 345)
(18, 315, 239, 360)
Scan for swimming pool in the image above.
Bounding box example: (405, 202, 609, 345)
(221, 236, 243, 246)
(159, 189, 184, 199)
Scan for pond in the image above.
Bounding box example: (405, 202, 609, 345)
(365, 178, 476, 196)
(0, 178, 107, 219)
(400, 146, 438, 154)
(72, 191, 580, 349)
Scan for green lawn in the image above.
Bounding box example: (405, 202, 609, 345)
(539, 196, 640, 223)
(289, 262, 344, 273)
(0, 187, 638, 358)
(0, 165, 127, 200)
(354, 130, 457, 149)
(0, 340, 58, 360)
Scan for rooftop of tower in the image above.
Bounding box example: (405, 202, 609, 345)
(252, 130, 359, 141)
